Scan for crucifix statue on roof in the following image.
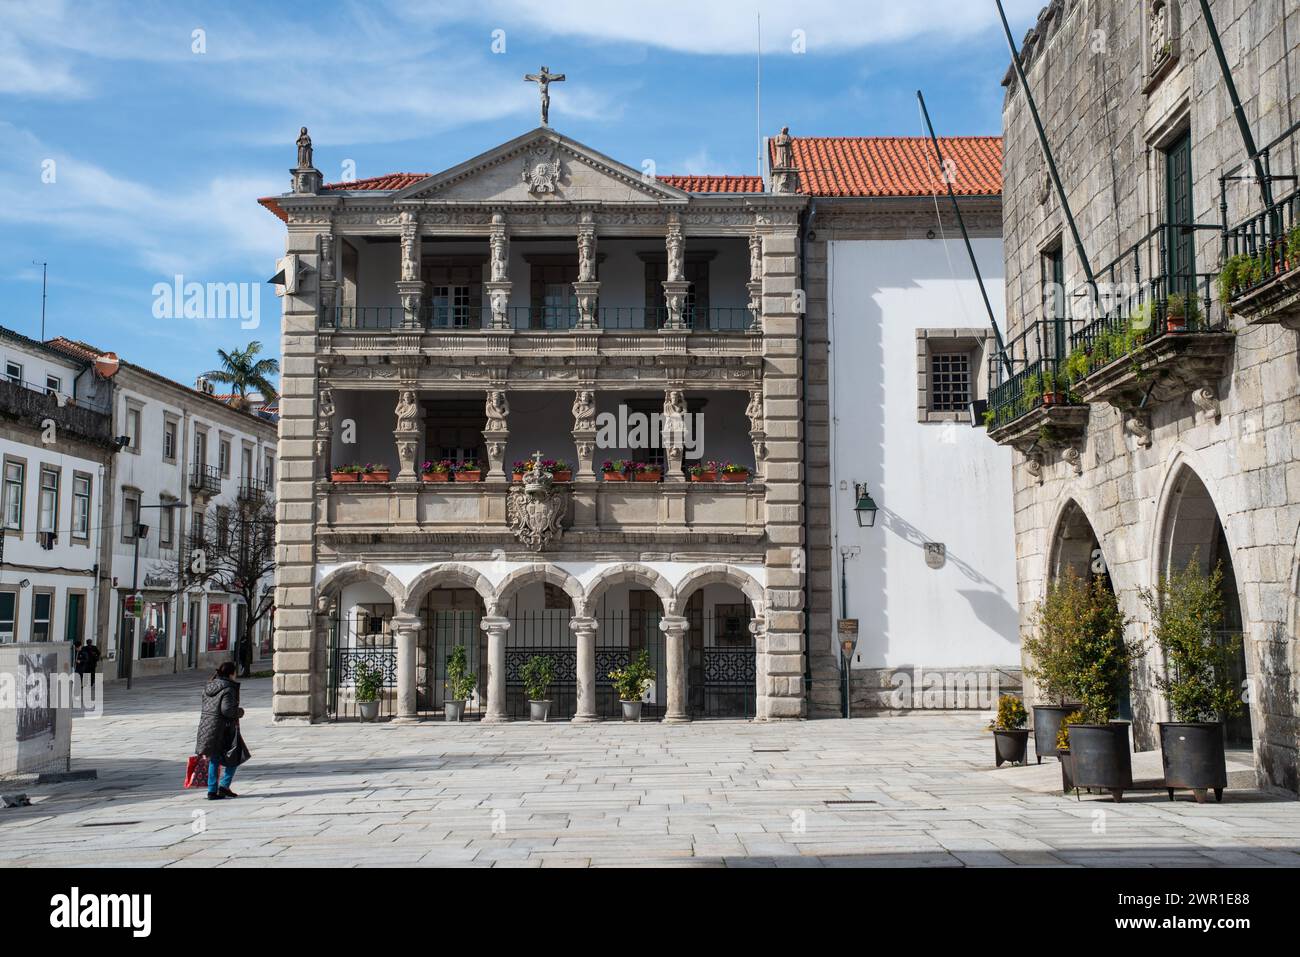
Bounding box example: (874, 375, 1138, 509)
(525, 66, 565, 126)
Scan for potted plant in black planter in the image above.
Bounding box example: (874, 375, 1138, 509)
(354, 659, 383, 722)
(1055, 710, 1083, 794)
(1024, 574, 1088, 763)
(1060, 573, 1144, 802)
(1141, 559, 1242, 804)
(444, 644, 476, 722)
(608, 649, 654, 721)
(989, 694, 1029, 766)
(521, 654, 556, 722)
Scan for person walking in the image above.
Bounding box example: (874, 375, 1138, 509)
(195, 662, 245, 800)
(75, 639, 101, 696)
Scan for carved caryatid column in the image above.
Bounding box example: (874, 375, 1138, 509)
(574, 211, 600, 329)
(661, 215, 690, 331)
(662, 388, 687, 482)
(485, 212, 512, 330)
(394, 389, 422, 481)
(481, 616, 511, 723)
(571, 388, 597, 479)
(397, 209, 425, 329)
(318, 228, 338, 328)
(745, 388, 767, 481)
(483, 389, 510, 482)
(746, 229, 764, 334)
(571, 615, 599, 722)
(661, 615, 690, 723)
(315, 385, 335, 480)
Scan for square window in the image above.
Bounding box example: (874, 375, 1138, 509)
(930, 353, 972, 413)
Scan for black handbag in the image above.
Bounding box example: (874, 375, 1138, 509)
(222, 725, 251, 768)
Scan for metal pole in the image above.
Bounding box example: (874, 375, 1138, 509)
(839, 548, 849, 719)
(126, 526, 140, 691)
(32, 261, 47, 340)
(994, 0, 1098, 307)
(1196, 0, 1272, 209)
(917, 90, 1014, 380)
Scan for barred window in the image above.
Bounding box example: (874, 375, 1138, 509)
(930, 352, 971, 412)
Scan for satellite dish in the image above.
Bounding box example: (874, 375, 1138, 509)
(94, 352, 120, 378)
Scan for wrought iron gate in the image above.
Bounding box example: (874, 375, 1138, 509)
(325, 617, 397, 721)
(506, 611, 576, 719)
(687, 606, 757, 719)
(422, 609, 486, 719)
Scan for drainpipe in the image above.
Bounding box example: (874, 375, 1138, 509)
(799, 198, 818, 719)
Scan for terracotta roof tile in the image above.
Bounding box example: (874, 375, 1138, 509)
(656, 175, 764, 193)
(321, 173, 429, 192)
(773, 136, 1002, 198)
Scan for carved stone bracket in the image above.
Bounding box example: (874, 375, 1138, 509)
(573, 280, 600, 330)
(1024, 453, 1044, 486)
(1062, 446, 1083, 476)
(1191, 386, 1221, 424)
(483, 429, 509, 482)
(661, 280, 691, 331)
(1122, 408, 1153, 449)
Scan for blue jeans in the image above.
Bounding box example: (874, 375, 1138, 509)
(207, 757, 236, 796)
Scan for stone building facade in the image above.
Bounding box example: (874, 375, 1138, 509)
(991, 0, 1299, 792)
(261, 123, 808, 723)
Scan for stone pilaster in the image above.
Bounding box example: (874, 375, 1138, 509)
(486, 213, 511, 329)
(397, 210, 424, 328)
(483, 389, 509, 482)
(662, 215, 688, 330)
(747, 230, 764, 334)
(393, 614, 420, 723)
(663, 388, 686, 483)
(314, 384, 334, 481)
(481, 616, 510, 722)
(661, 615, 690, 723)
(571, 616, 599, 722)
(575, 214, 599, 329)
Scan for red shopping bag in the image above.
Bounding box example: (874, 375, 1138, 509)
(184, 755, 209, 789)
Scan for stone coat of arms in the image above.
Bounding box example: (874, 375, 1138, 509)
(507, 456, 568, 550)
(522, 143, 562, 194)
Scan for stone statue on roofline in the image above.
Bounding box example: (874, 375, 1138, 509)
(296, 127, 313, 169)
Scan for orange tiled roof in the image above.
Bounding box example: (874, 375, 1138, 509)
(775, 136, 1003, 198)
(656, 175, 764, 193)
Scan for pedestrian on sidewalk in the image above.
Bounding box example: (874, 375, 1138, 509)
(195, 662, 247, 800)
(75, 639, 101, 696)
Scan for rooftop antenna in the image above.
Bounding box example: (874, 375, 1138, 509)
(32, 261, 47, 340)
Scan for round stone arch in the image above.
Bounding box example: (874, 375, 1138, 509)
(495, 563, 587, 616)
(673, 564, 766, 617)
(584, 562, 676, 614)
(401, 562, 498, 618)
(316, 562, 407, 612)
(1045, 495, 1111, 587)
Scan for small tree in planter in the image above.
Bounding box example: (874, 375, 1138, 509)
(521, 655, 556, 722)
(608, 650, 655, 721)
(1024, 569, 1089, 763)
(1140, 559, 1242, 803)
(1061, 576, 1144, 802)
(444, 644, 476, 722)
(1055, 709, 1084, 794)
(354, 659, 384, 722)
(989, 694, 1029, 767)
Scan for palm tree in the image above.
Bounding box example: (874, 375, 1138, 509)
(203, 342, 280, 411)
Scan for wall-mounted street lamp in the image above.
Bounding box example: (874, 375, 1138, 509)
(968, 399, 988, 428)
(853, 484, 879, 528)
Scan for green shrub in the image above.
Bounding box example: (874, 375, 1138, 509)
(445, 644, 476, 702)
(1056, 709, 1084, 751)
(354, 660, 384, 703)
(520, 654, 556, 702)
(608, 649, 655, 702)
(993, 694, 1028, 731)
(1140, 558, 1244, 723)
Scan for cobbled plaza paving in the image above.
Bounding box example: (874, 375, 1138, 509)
(1, 672, 1297, 868)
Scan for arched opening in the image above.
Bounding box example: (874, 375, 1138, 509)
(588, 570, 670, 720)
(1159, 466, 1252, 749)
(1048, 500, 1131, 720)
(680, 582, 757, 719)
(503, 580, 577, 720)
(420, 587, 487, 719)
(318, 571, 403, 721)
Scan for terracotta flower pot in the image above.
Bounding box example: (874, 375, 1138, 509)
(603, 471, 629, 482)
(361, 471, 389, 483)
(720, 472, 749, 483)
(421, 472, 450, 483)
(635, 471, 662, 483)
(455, 471, 482, 482)
(511, 472, 526, 483)
(1166, 316, 1187, 333)
(331, 471, 359, 483)
(1041, 392, 1063, 406)
(552, 470, 572, 482)
(690, 471, 717, 483)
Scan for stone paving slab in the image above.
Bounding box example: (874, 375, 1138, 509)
(0, 671, 1296, 868)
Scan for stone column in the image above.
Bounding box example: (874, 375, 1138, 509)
(661, 216, 689, 330)
(481, 616, 510, 722)
(394, 388, 422, 482)
(745, 388, 767, 482)
(574, 212, 600, 329)
(661, 615, 690, 723)
(571, 616, 599, 722)
(397, 209, 425, 328)
(315, 384, 335, 481)
(393, 614, 420, 723)
(571, 388, 597, 480)
(483, 389, 509, 482)
(663, 388, 686, 483)
(319, 229, 338, 329)
(485, 213, 512, 330)
(746, 230, 764, 335)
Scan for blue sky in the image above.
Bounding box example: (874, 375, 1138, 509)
(0, 0, 1041, 390)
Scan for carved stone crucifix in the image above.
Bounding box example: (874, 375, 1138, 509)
(524, 66, 566, 126)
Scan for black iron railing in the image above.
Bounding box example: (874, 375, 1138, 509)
(188, 464, 222, 495)
(237, 478, 270, 503)
(323, 302, 755, 332)
(1222, 185, 1300, 302)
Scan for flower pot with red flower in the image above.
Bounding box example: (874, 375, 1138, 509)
(634, 462, 662, 482)
(360, 463, 390, 483)
(511, 460, 529, 483)
(550, 459, 573, 482)
(688, 461, 719, 483)
(454, 461, 483, 482)
(719, 463, 750, 483)
(421, 460, 452, 483)
(331, 464, 363, 483)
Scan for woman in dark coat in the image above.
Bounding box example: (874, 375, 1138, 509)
(196, 662, 244, 800)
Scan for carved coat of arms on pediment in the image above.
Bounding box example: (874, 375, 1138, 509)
(507, 459, 568, 551)
(522, 143, 563, 195)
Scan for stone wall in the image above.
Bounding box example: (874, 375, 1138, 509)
(1002, 0, 1300, 792)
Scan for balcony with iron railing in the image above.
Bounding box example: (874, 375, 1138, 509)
(985, 224, 1233, 447)
(0, 376, 114, 448)
(238, 477, 272, 503)
(325, 303, 756, 333)
(188, 464, 222, 497)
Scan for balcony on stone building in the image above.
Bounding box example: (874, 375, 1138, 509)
(0, 375, 114, 449)
(1221, 131, 1300, 327)
(986, 224, 1233, 447)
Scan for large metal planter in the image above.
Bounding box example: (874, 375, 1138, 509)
(993, 729, 1029, 767)
(1159, 722, 1227, 804)
(1059, 750, 1075, 794)
(1069, 723, 1133, 802)
(445, 700, 466, 722)
(1032, 705, 1076, 763)
(529, 699, 552, 722)
(358, 700, 380, 722)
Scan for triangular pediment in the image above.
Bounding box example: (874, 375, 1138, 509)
(390, 127, 690, 205)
